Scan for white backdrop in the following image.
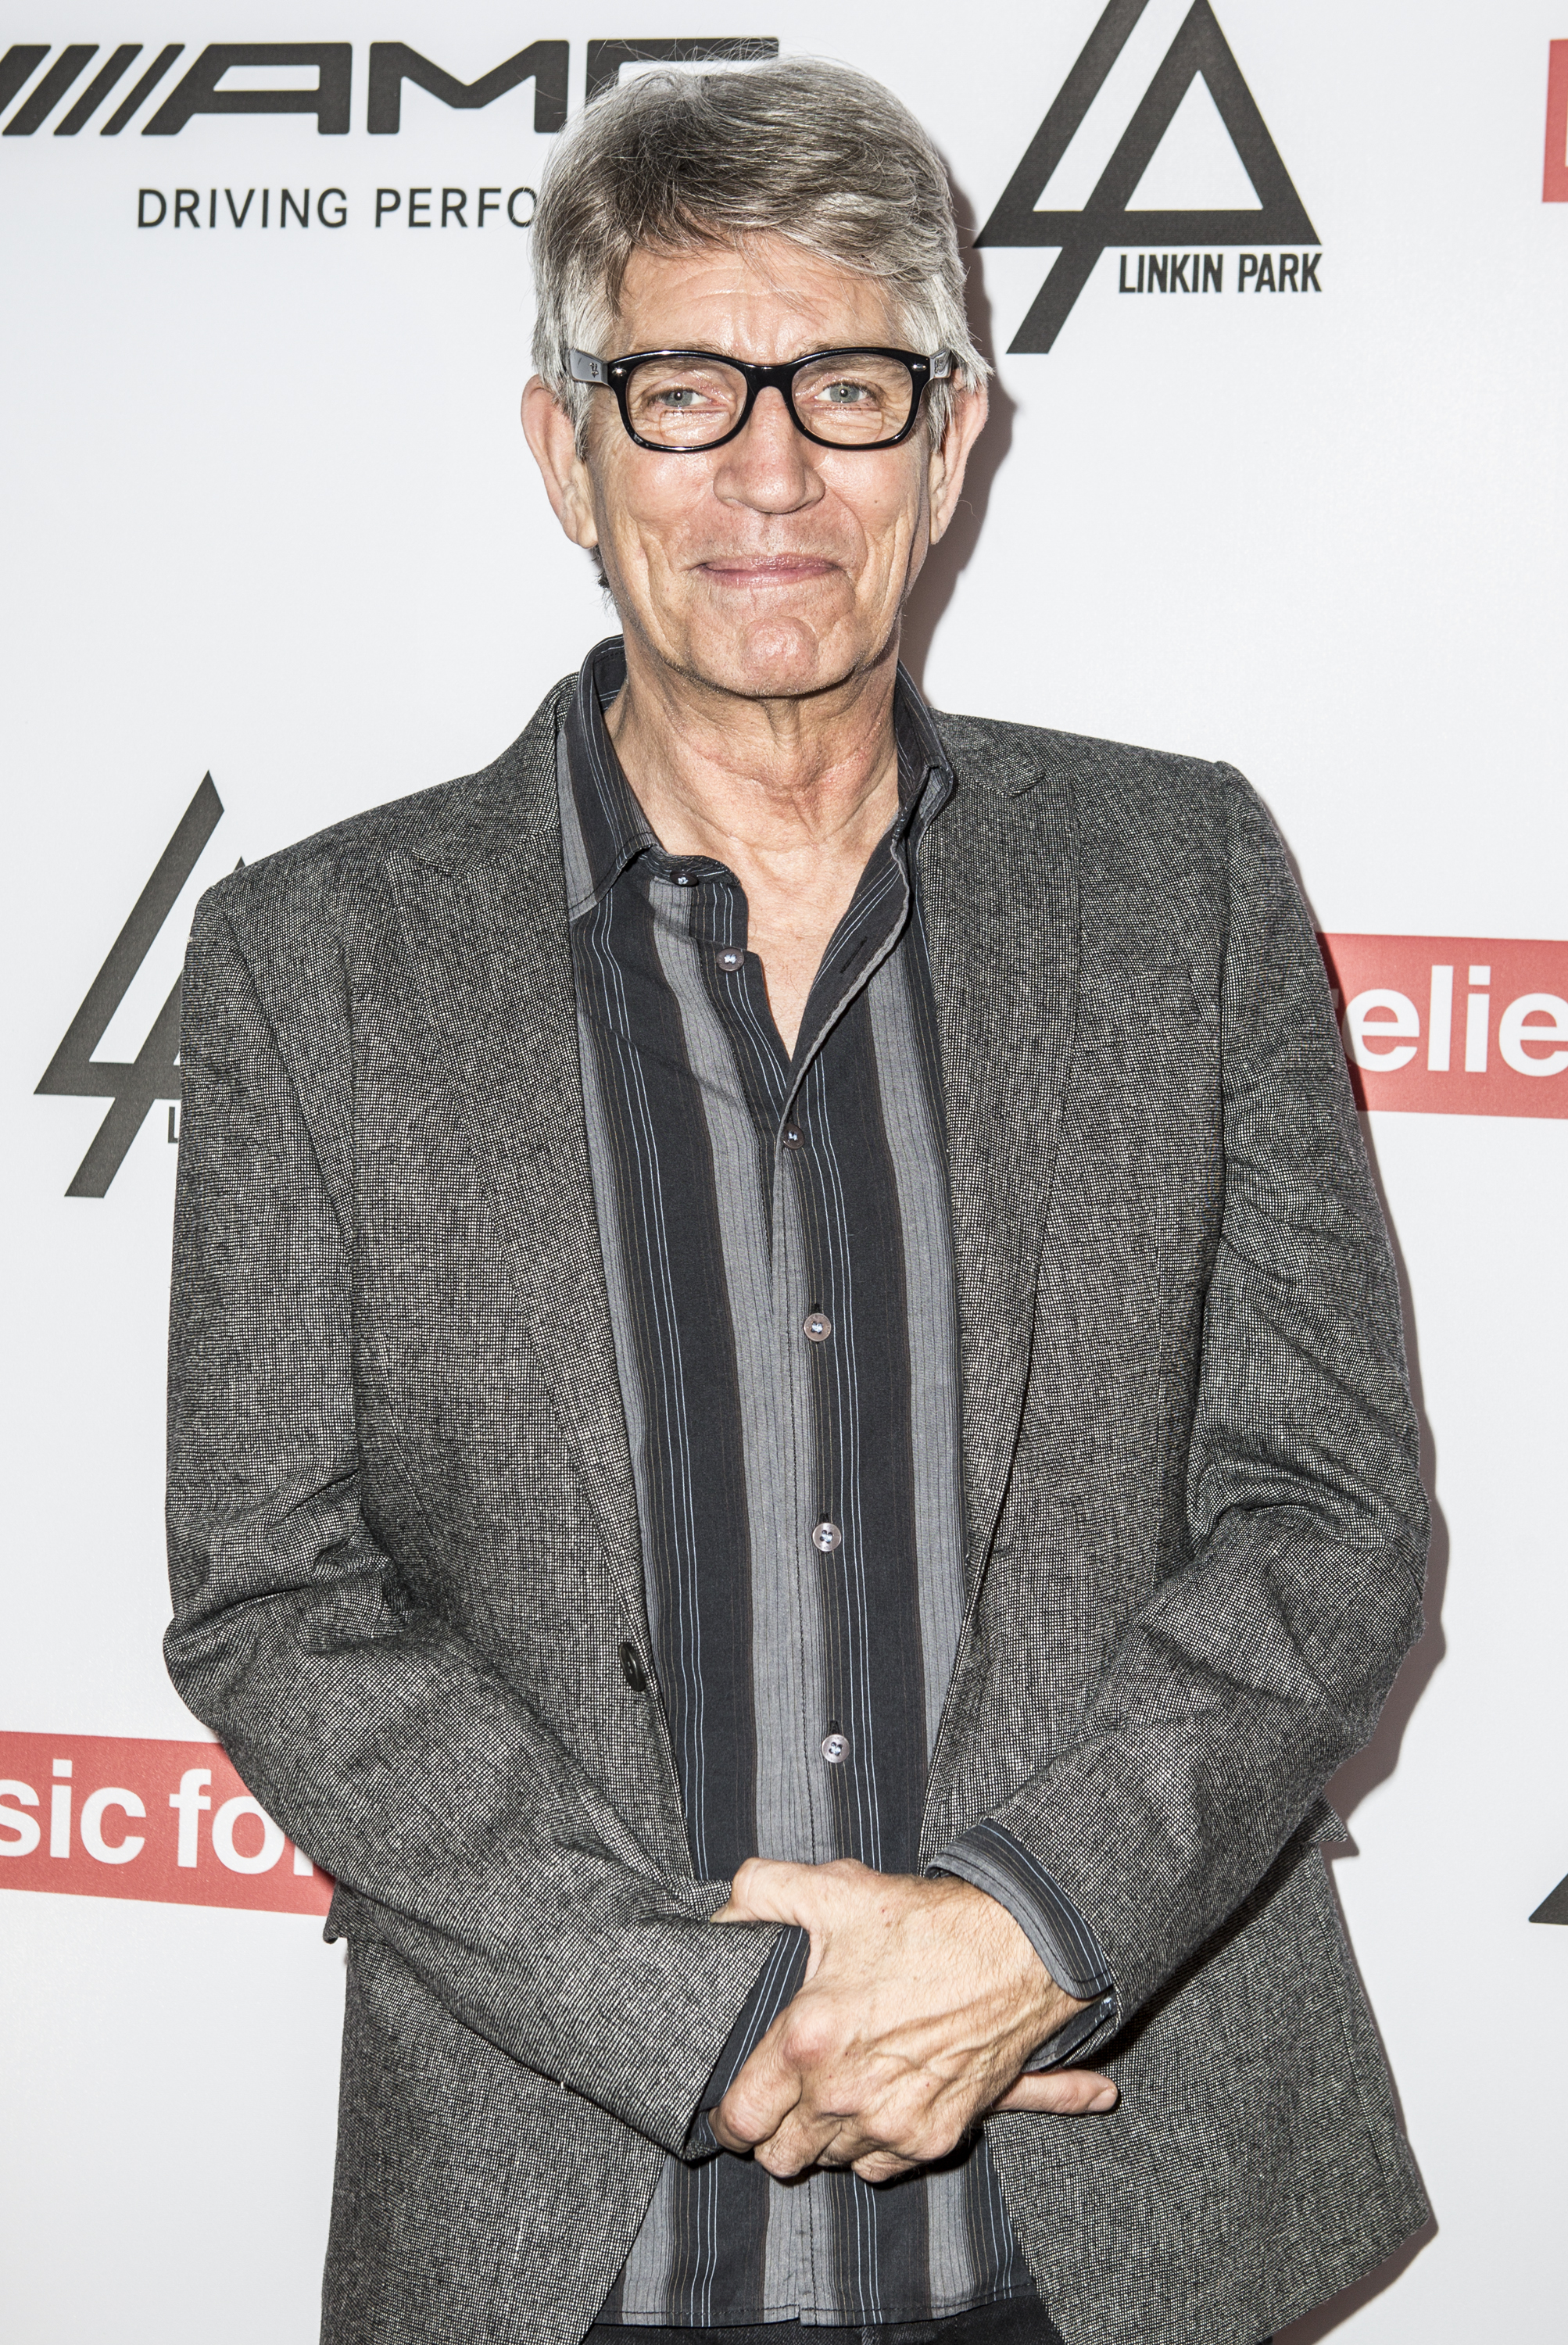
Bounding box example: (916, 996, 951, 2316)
(3, 5, 1566, 2339)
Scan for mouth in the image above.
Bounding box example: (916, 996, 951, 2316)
(695, 555, 839, 589)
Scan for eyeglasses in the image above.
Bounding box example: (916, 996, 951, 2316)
(567, 345, 954, 453)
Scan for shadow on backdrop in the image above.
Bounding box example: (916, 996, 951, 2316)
(1326, 1119, 1450, 1835)
(1276, 2221, 1439, 2345)
(899, 180, 1015, 699)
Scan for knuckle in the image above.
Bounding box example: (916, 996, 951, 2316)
(725, 2094, 765, 2139)
(782, 2013, 831, 2068)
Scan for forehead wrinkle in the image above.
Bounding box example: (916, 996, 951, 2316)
(614, 234, 900, 358)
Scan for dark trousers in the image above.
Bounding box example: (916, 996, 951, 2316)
(589, 2310, 1272, 2345)
(589, 2300, 1069, 2345)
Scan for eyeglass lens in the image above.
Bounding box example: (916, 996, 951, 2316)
(624, 353, 917, 448)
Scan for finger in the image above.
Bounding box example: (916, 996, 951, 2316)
(707, 2101, 746, 2153)
(850, 2149, 920, 2184)
(753, 2108, 847, 2178)
(716, 2074, 800, 2150)
(717, 1857, 815, 1927)
(991, 2069, 1118, 2115)
(707, 2092, 801, 2157)
(755, 2132, 824, 2179)
(746, 2085, 869, 2180)
(714, 2026, 806, 2150)
(761, 2093, 929, 2184)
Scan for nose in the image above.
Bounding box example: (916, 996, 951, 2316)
(710, 385, 823, 514)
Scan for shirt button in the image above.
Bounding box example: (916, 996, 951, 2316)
(618, 1642, 648, 1692)
(803, 1310, 832, 1343)
(717, 947, 743, 971)
(671, 868, 694, 889)
(821, 1731, 850, 1766)
(811, 1520, 843, 1553)
(781, 1123, 805, 1150)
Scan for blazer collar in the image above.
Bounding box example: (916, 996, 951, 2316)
(557, 634, 958, 918)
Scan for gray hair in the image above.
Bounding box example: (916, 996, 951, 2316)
(530, 58, 987, 453)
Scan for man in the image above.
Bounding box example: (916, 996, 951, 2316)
(165, 58, 1430, 2345)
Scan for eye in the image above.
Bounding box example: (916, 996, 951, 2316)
(627, 361, 746, 437)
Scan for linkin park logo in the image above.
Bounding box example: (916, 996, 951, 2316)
(36, 775, 224, 1198)
(1534, 1874, 1568, 1927)
(978, 0, 1319, 352)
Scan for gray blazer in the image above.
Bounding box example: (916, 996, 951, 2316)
(166, 678, 1431, 2345)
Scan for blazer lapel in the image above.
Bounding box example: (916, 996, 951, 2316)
(922, 738, 1080, 1592)
(385, 699, 646, 1637)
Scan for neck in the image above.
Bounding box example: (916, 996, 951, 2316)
(603, 634, 904, 872)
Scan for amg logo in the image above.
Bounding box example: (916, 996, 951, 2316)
(0, 36, 777, 137)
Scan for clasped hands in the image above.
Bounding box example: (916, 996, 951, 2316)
(709, 1856, 1116, 2184)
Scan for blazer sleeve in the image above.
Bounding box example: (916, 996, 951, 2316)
(958, 766, 1430, 2030)
(164, 886, 781, 2157)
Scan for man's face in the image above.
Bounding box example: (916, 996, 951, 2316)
(524, 234, 986, 702)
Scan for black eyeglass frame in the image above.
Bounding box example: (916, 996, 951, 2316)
(567, 345, 954, 453)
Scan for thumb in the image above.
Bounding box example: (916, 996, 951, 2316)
(992, 2069, 1119, 2116)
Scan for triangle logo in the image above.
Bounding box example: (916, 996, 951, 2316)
(1530, 1873, 1568, 1925)
(35, 774, 228, 1197)
(977, 0, 1318, 353)
(1124, 77, 1264, 211)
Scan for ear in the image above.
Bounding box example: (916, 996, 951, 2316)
(521, 375, 600, 551)
(925, 375, 989, 549)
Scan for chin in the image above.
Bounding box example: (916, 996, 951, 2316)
(680, 612, 874, 702)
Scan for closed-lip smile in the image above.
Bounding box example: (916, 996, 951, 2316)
(696, 555, 839, 587)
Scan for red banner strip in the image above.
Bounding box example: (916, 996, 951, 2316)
(0, 1732, 331, 1917)
(1319, 935, 1568, 1119)
(1545, 41, 1568, 202)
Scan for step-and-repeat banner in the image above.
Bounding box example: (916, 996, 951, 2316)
(3, 5, 1565, 2339)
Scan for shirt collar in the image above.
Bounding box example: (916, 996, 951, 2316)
(559, 633, 954, 916)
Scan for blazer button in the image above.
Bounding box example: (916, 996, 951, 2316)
(618, 1642, 648, 1692)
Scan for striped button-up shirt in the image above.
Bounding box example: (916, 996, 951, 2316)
(560, 640, 1112, 2329)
